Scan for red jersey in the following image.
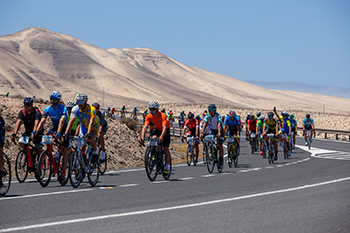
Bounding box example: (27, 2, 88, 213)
(184, 119, 199, 129)
(247, 119, 257, 131)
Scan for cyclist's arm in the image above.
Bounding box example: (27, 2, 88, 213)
(13, 119, 23, 135)
(236, 125, 240, 136)
(218, 122, 223, 136)
(181, 127, 186, 138)
(57, 117, 66, 135)
(224, 125, 228, 136)
(87, 117, 94, 134)
(263, 123, 266, 133)
(65, 116, 75, 135)
(140, 125, 148, 141)
(36, 117, 47, 133)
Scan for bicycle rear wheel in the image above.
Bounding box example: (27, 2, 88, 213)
(206, 145, 215, 173)
(227, 145, 233, 168)
(69, 151, 82, 188)
(186, 145, 192, 166)
(162, 153, 172, 180)
(99, 150, 107, 175)
(202, 143, 207, 164)
(145, 147, 157, 181)
(87, 151, 100, 187)
(15, 149, 28, 183)
(37, 151, 52, 187)
(283, 142, 289, 160)
(0, 154, 11, 196)
(58, 152, 69, 186)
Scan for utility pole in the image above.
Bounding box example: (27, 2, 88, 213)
(102, 87, 105, 107)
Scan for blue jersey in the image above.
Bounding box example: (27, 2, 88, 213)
(291, 119, 297, 129)
(303, 118, 314, 128)
(42, 104, 68, 128)
(224, 116, 240, 128)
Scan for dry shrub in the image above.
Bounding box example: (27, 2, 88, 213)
(120, 117, 138, 130)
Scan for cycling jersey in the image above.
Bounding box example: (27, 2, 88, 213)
(184, 119, 199, 129)
(42, 104, 68, 128)
(247, 119, 257, 131)
(67, 114, 80, 131)
(132, 108, 138, 114)
(291, 119, 297, 129)
(145, 112, 170, 131)
(303, 118, 314, 129)
(224, 116, 240, 128)
(257, 120, 264, 130)
(17, 107, 41, 134)
(204, 112, 222, 131)
(70, 104, 100, 134)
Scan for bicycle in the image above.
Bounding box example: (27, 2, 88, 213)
(0, 153, 11, 196)
(69, 136, 100, 188)
(267, 134, 276, 164)
(281, 134, 290, 160)
(289, 131, 294, 153)
(144, 138, 172, 182)
(205, 135, 223, 173)
(201, 138, 208, 164)
(305, 130, 313, 150)
(13, 135, 39, 182)
(98, 137, 107, 175)
(227, 136, 238, 168)
(250, 132, 256, 154)
(36, 135, 70, 187)
(186, 137, 197, 166)
(259, 133, 267, 158)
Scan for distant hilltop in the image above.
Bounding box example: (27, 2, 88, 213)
(1, 27, 349, 114)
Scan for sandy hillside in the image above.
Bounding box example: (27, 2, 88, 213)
(0, 27, 349, 115)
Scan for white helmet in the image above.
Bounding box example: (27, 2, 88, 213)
(66, 100, 76, 108)
(75, 93, 88, 101)
(148, 101, 159, 109)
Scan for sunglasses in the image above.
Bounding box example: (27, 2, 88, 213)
(150, 108, 158, 111)
(24, 103, 32, 107)
(209, 109, 215, 112)
(268, 116, 273, 118)
(76, 100, 85, 105)
(50, 98, 58, 101)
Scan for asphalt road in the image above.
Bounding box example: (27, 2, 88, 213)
(1, 136, 350, 233)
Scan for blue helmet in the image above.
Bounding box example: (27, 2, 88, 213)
(50, 91, 61, 100)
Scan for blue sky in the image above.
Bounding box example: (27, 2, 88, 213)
(1, 0, 350, 90)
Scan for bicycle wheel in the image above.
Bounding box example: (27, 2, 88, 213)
(202, 143, 207, 164)
(262, 140, 267, 158)
(0, 154, 11, 196)
(162, 153, 172, 180)
(87, 151, 100, 187)
(227, 145, 233, 168)
(206, 145, 215, 173)
(308, 135, 311, 150)
(69, 151, 82, 188)
(99, 150, 107, 175)
(251, 140, 255, 154)
(15, 149, 28, 183)
(233, 149, 239, 167)
(37, 150, 52, 187)
(58, 152, 69, 186)
(283, 142, 289, 160)
(145, 147, 158, 181)
(186, 145, 191, 166)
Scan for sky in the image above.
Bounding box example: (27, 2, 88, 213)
(1, 0, 350, 91)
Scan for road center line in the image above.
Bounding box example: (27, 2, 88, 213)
(2, 176, 350, 232)
(118, 184, 140, 187)
(0, 189, 92, 201)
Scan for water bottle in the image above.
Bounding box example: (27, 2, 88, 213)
(54, 151, 60, 164)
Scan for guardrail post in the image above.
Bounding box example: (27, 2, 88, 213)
(336, 134, 339, 140)
(325, 133, 327, 139)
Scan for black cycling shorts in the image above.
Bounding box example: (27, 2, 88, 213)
(0, 129, 4, 148)
(150, 128, 171, 147)
(228, 128, 238, 137)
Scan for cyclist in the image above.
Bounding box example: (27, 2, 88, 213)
(256, 115, 265, 155)
(200, 104, 224, 169)
(224, 110, 241, 154)
(202, 110, 208, 118)
(167, 109, 174, 126)
(181, 112, 199, 163)
(11, 97, 44, 170)
(178, 111, 186, 129)
(195, 113, 202, 123)
(92, 102, 108, 162)
(290, 114, 298, 149)
(132, 106, 138, 119)
(5, 91, 9, 98)
(64, 93, 100, 164)
(121, 105, 126, 117)
(106, 106, 111, 118)
(66, 101, 80, 136)
(263, 112, 279, 160)
(139, 101, 171, 175)
(0, 114, 5, 187)
(111, 106, 116, 116)
(303, 114, 315, 146)
(245, 113, 251, 140)
(37, 91, 70, 180)
(247, 115, 258, 151)
(275, 110, 292, 157)
(143, 108, 149, 124)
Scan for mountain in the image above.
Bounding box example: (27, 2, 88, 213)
(0, 27, 349, 114)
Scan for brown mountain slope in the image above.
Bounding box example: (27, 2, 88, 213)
(0, 27, 349, 114)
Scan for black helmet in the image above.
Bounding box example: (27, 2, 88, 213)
(188, 113, 194, 118)
(256, 112, 261, 117)
(92, 102, 100, 110)
(268, 112, 274, 117)
(306, 114, 310, 118)
(249, 115, 255, 120)
(208, 104, 217, 112)
(23, 97, 33, 104)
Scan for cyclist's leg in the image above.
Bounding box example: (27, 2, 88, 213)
(0, 147, 4, 187)
(163, 129, 171, 171)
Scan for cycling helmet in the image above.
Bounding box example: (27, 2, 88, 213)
(282, 111, 288, 117)
(23, 97, 34, 104)
(169, 109, 172, 112)
(208, 104, 217, 112)
(229, 110, 236, 117)
(66, 100, 76, 108)
(148, 101, 159, 109)
(76, 93, 88, 101)
(260, 115, 265, 120)
(92, 102, 100, 110)
(188, 113, 194, 118)
(247, 113, 251, 116)
(113, 106, 115, 109)
(50, 91, 61, 100)
(290, 114, 294, 119)
(249, 115, 255, 120)
(306, 114, 310, 118)
(256, 112, 261, 117)
(268, 112, 274, 118)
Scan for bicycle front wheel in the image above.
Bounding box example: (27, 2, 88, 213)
(283, 142, 289, 160)
(186, 145, 192, 166)
(145, 147, 157, 181)
(162, 153, 172, 180)
(37, 150, 52, 187)
(0, 154, 11, 196)
(15, 149, 28, 183)
(87, 152, 100, 187)
(206, 145, 215, 173)
(69, 151, 82, 188)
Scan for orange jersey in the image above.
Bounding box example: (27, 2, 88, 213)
(145, 111, 170, 131)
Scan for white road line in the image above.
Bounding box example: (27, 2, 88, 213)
(2, 176, 350, 232)
(152, 180, 170, 184)
(177, 177, 195, 181)
(0, 189, 92, 201)
(118, 184, 140, 188)
(201, 174, 215, 177)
